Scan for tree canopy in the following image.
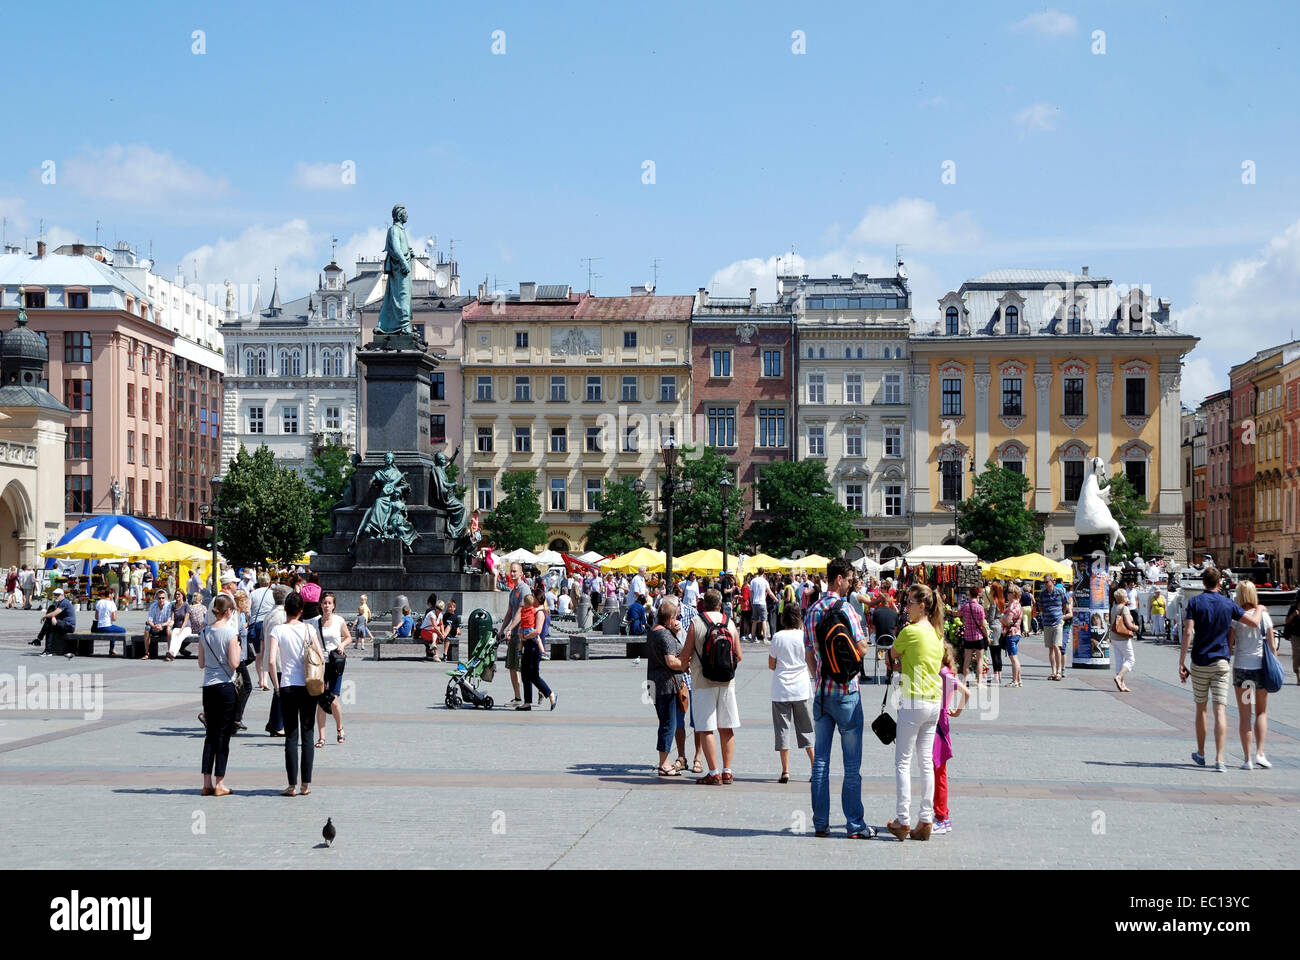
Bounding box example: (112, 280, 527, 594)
(305, 441, 355, 547)
(652, 446, 747, 555)
(483, 470, 548, 552)
(956, 463, 1043, 560)
(215, 443, 314, 570)
(585, 476, 650, 556)
(746, 459, 859, 558)
(1102, 472, 1163, 563)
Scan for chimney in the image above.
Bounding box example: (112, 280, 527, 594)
(697, 287, 709, 309)
(749, 287, 758, 309)
(1081, 265, 1089, 277)
(519, 282, 537, 302)
(36, 241, 46, 259)
(477, 281, 487, 300)
(72, 243, 85, 256)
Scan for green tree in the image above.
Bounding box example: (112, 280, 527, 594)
(305, 441, 355, 546)
(746, 459, 858, 558)
(1102, 473, 1163, 562)
(585, 476, 649, 556)
(653, 446, 746, 555)
(483, 470, 547, 551)
(215, 443, 314, 570)
(957, 463, 1043, 560)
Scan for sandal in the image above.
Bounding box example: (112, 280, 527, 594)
(656, 765, 680, 777)
(673, 757, 688, 771)
(299, 786, 310, 796)
(692, 760, 703, 774)
(281, 786, 298, 797)
(1113, 677, 1122, 692)
(337, 730, 345, 743)
(315, 738, 325, 749)
(779, 772, 790, 784)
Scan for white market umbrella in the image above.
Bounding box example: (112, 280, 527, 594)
(502, 548, 539, 564)
(532, 550, 564, 566)
(903, 544, 979, 565)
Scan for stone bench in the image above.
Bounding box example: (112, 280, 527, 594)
(124, 633, 161, 659)
(43, 631, 129, 657)
(549, 634, 647, 660)
(371, 635, 459, 662)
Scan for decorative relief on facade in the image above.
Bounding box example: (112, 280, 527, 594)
(550, 327, 602, 357)
(999, 415, 1025, 432)
(736, 322, 757, 343)
(1095, 371, 1115, 391)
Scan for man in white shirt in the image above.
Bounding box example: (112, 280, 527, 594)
(238, 567, 256, 594)
(682, 572, 700, 608)
(557, 592, 573, 616)
(630, 566, 648, 602)
(749, 571, 771, 642)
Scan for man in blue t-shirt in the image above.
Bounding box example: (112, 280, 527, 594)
(1038, 574, 1072, 680)
(34, 587, 77, 658)
(1182, 567, 1260, 772)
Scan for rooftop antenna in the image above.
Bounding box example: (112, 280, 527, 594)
(330, 235, 338, 262)
(591, 271, 603, 295)
(38, 218, 44, 241)
(650, 258, 662, 290)
(95, 220, 101, 245)
(580, 256, 603, 293)
(1, 217, 5, 247)
(448, 238, 458, 264)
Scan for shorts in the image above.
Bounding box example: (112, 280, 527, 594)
(1233, 667, 1265, 689)
(1042, 623, 1064, 649)
(1190, 660, 1231, 706)
(751, 604, 768, 631)
(692, 682, 741, 732)
(1004, 635, 1020, 656)
(962, 638, 987, 651)
(772, 699, 813, 750)
(506, 629, 522, 671)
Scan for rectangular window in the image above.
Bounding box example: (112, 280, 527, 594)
(1064, 460, 1085, 501)
(127, 342, 135, 369)
(585, 426, 602, 453)
(623, 424, 639, 452)
(65, 474, 92, 513)
(283, 408, 299, 434)
(623, 331, 637, 349)
(142, 435, 149, 467)
(1064, 378, 1085, 417)
(550, 376, 567, 402)
(758, 407, 786, 448)
(659, 376, 677, 401)
(808, 425, 825, 457)
(942, 378, 962, 416)
(708, 406, 736, 447)
(64, 332, 92, 363)
(68, 291, 89, 309)
(762, 350, 782, 378)
(514, 376, 531, 402)
(476, 478, 494, 511)
(431, 372, 445, 400)
(325, 406, 341, 430)
(156, 482, 162, 517)
(514, 426, 532, 453)
(712, 350, 732, 377)
(65, 426, 91, 460)
(156, 435, 162, 466)
(141, 388, 150, 422)
(550, 426, 567, 453)
(885, 484, 903, 517)
(586, 477, 602, 511)
(549, 477, 567, 511)
(476, 376, 493, 401)
(430, 415, 446, 444)
(1126, 460, 1147, 500)
(884, 426, 902, 458)
(127, 386, 135, 417)
(845, 374, 863, 405)
(621, 376, 638, 402)
(1125, 377, 1146, 417)
(23, 290, 45, 309)
(476, 426, 493, 453)
(845, 427, 863, 458)
(127, 431, 135, 464)
(156, 391, 163, 423)
(585, 376, 602, 402)
(845, 483, 864, 516)
(1002, 378, 1023, 416)
(248, 406, 264, 434)
(515, 331, 529, 349)
(1004, 460, 1024, 475)
(941, 460, 962, 502)
(883, 374, 902, 405)
(808, 374, 825, 404)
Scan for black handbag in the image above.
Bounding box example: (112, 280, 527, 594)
(870, 683, 896, 745)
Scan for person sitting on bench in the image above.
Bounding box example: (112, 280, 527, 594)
(92, 587, 128, 656)
(32, 587, 77, 658)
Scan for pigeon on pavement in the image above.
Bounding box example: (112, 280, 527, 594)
(322, 818, 336, 848)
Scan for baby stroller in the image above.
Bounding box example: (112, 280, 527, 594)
(445, 608, 497, 710)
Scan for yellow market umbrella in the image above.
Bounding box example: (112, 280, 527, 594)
(676, 548, 730, 574)
(600, 547, 666, 574)
(740, 553, 784, 576)
(985, 552, 1072, 582)
(41, 538, 127, 560)
(785, 554, 831, 573)
(135, 540, 211, 563)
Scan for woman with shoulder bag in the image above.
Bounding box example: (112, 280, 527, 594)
(647, 596, 688, 775)
(1109, 588, 1137, 692)
(267, 591, 326, 796)
(985, 582, 1005, 685)
(197, 594, 241, 797)
(1232, 580, 1277, 770)
(314, 591, 352, 747)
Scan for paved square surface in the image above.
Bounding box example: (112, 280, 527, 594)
(1, 606, 1297, 869)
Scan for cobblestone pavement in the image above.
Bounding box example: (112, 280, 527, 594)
(0, 606, 1296, 869)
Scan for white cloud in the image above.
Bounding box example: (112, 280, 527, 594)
(292, 161, 353, 191)
(179, 220, 321, 314)
(62, 143, 230, 206)
(1011, 9, 1078, 36)
(1181, 356, 1222, 407)
(1014, 102, 1061, 131)
(847, 197, 981, 251)
(1175, 218, 1300, 402)
(338, 226, 387, 270)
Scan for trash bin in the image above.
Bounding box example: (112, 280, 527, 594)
(467, 608, 495, 665)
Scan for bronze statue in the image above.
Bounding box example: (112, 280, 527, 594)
(430, 447, 473, 569)
(351, 452, 419, 552)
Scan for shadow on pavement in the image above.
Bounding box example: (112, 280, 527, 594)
(1083, 760, 1198, 770)
(568, 763, 647, 776)
(113, 787, 295, 797)
(675, 826, 840, 839)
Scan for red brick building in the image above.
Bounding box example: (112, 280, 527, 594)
(691, 288, 795, 531)
(1229, 357, 1258, 567)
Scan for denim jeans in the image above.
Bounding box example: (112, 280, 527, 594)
(811, 690, 865, 835)
(654, 690, 680, 754)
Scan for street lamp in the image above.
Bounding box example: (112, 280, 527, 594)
(658, 437, 693, 587)
(719, 476, 732, 585)
(938, 456, 976, 545)
(199, 475, 224, 598)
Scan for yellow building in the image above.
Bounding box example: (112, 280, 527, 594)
(909, 269, 1197, 557)
(461, 285, 693, 552)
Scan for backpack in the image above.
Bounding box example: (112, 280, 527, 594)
(699, 612, 738, 682)
(816, 598, 862, 684)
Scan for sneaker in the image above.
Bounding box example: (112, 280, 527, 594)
(1240, 760, 1253, 771)
(39, 652, 51, 657)
(515, 704, 532, 711)
(848, 825, 878, 839)
(1215, 761, 1227, 773)
(1191, 751, 1206, 766)
(1256, 754, 1271, 769)
(932, 819, 952, 835)
(508, 697, 522, 705)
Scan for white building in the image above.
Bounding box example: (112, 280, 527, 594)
(220, 261, 361, 473)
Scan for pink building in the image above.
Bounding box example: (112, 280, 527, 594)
(1202, 390, 1231, 566)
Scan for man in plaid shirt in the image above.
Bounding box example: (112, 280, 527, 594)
(803, 556, 872, 838)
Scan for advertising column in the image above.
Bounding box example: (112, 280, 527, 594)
(1072, 550, 1112, 668)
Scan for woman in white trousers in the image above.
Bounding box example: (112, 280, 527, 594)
(886, 583, 946, 842)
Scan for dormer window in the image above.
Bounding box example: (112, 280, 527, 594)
(1005, 305, 1019, 335)
(67, 291, 89, 309)
(945, 306, 959, 335)
(1128, 305, 1143, 332)
(1067, 306, 1081, 334)
(23, 290, 45, 309)
(327, 299, 337, 320)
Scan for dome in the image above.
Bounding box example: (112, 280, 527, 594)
(1, 305, 48, 365)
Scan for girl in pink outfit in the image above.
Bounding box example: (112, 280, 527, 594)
(932, 643, 970, 836)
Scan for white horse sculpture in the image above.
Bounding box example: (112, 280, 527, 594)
(1075, 456, 1125, 552)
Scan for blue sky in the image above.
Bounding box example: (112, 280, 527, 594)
(3, 0, 1298, 401)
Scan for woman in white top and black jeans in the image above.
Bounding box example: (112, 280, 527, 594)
(268, 591, 325, 796)
(198, 594, 241, 797)
(314, 591, 352, 748)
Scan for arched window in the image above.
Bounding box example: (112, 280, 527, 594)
(945, 306, 959, 335)
(818, 347, 825, 359)
(1005, 305, 1019, 335)
(327, 299, 337, 321)
(883, 346, 890, 358)
(245, 348, 266, 377)
(279, 349, 301, 378)
(1067, 306, 1081, 334)
(856, 347, 863, 359)
(895, 347, 902, 359)
(845, 347, 852, 359)
(807, 347, 813, 358)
